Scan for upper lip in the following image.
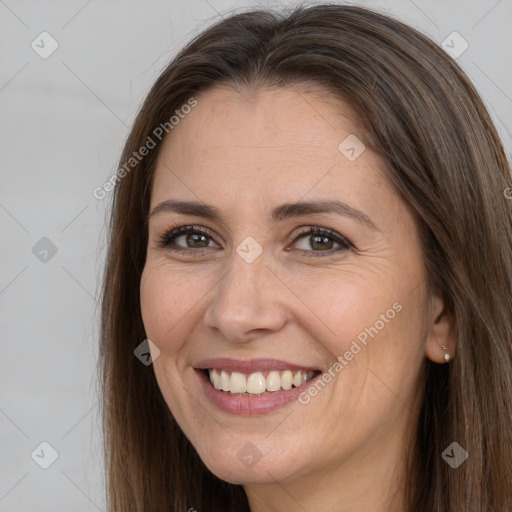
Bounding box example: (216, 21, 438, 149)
(195, 357, 322, 374)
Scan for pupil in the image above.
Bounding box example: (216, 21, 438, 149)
(188, 233, 209, 248)
(311, 235, 332, 250)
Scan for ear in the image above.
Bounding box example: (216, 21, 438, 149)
(425, 291, 457, 364)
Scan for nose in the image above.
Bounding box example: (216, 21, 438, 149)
(203, 248, 289, 343)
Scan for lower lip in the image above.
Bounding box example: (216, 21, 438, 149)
(196, 370, 319, 416)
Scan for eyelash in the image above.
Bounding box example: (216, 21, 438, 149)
(156, 224, 353, 257)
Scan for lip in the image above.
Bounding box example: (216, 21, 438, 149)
(195, 358, 322, 416)
(196, 357, 321, 374)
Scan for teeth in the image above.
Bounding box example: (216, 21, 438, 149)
(266, 371, 281, 391)
(292, 371, 302, 387)
(210, 369, 221, 389)
(247, 372, 266, 394)
(230, 372, 247, 393)
(220, 370, 230, 392)
(208, 369, 316, 395)
(281, 370, 293, 390)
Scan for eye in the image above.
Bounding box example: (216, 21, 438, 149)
(156, 224, 353, 257)
(289, 226, 352, 257)
(157, 225, 219, 252)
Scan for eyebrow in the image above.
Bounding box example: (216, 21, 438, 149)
(148, 199, 377, 230)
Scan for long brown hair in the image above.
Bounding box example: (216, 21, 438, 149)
(99, 4, 512, 510)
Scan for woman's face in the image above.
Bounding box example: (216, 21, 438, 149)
(140, 85, 446, 490)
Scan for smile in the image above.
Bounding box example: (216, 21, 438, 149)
(207, 369, 317, 395)
(195, 358, 322, 415)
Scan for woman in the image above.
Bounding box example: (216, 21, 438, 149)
(99, 4, 512, 511)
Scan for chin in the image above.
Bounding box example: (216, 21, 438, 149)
(195, 442, 299, 485)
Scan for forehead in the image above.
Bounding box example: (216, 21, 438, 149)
(150, 84, 390, 215)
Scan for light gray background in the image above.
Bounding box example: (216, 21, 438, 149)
(1, 0, 511, 510)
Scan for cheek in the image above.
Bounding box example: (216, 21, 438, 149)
(139, 263, 200, 355)
(301, 267, 426, 407)
(297, 270, 396, 357)
(139, 265, 199, 419)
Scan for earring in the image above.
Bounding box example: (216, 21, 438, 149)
(441, 345, 450, 362)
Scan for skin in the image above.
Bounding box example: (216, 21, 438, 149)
(140, 84, 456, 512)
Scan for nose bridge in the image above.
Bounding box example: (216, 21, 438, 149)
(204, 246, 286, 340)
